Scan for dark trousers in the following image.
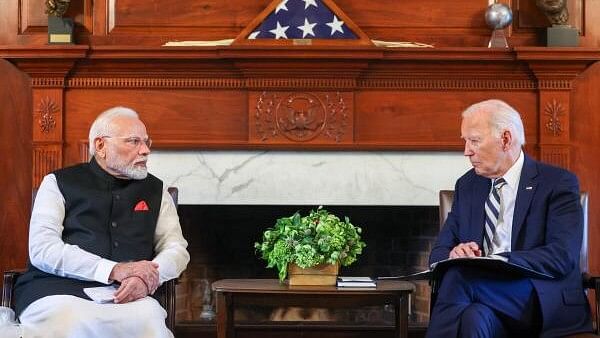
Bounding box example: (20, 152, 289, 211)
(426, 266, 541, 338)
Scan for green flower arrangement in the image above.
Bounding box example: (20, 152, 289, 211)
(254, 207, 366, 282)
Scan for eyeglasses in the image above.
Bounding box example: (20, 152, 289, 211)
(102, 136, 152, 149)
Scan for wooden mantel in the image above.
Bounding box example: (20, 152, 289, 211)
(2, 46, 599, 187)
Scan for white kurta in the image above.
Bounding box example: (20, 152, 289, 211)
(19, 173, 190, 338)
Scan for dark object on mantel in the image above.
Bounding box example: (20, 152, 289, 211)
(536, 0, 568, 25)
(45, 0, 71, 17)
(48, 15, 74, 44)
(535, 0, 579, 47)
(546, 24, 579, 47)
(46, 0, 74, 44)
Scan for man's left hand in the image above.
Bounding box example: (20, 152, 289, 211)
(113, 276, 149, 304)
(449, 241, 482, 259)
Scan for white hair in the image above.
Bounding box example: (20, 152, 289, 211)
(462, 99, 526, 147)
(88, 106, 139, 157)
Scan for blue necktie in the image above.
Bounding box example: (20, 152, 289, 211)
(483, 177, 507, 256)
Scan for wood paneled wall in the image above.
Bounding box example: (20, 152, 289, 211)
(1, 0, 600, 306)
(0, 60, 32, 282)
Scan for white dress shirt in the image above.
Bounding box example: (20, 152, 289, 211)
(28, 173, 190, 285)
(489, 150, 524, 255)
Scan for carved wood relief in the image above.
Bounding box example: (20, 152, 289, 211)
(543, 99, 565, 137)
(252, 91, 351, 143)
(32, 90, 63, 140)
(37, 96, 58, 133)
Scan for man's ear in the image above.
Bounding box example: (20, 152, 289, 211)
(501, 130, 512, 151)
(94, 137, 106, 158)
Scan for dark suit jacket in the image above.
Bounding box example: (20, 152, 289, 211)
(430, 154, 592, 337)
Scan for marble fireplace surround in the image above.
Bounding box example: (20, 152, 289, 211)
(148, 151, 471, 206)
(148, 150, 471, 323)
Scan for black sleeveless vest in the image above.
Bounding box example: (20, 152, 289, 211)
(14, 158, 163, 316)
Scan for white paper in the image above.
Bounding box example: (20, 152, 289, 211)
(337, 276, 374, 282)
(337, 281, 377, 288)
(336, 276, 376, 288)
(83, 285, 118, 303)
(162, 39, 234, 46)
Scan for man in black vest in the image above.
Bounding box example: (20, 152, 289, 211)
(14, 106, 190, 338)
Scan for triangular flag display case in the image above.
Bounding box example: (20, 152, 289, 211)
(233, 0, 372, 46)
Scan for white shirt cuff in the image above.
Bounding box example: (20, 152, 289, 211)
(94, 259, 118, 284)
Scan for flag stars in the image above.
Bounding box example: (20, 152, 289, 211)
(297, 18, 317, 38)
(302, 0, 318, 9)
(326, 15, 345, 35)
(269, 21, 289, 39)
(275, 0, 289, 14)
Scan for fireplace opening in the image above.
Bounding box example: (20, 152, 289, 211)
(174, 204, 439, 327)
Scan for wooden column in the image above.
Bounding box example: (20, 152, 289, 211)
(9, 46, 88, 187)
(517, 47, 600, 170)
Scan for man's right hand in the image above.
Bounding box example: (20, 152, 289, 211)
(109, 261, 159, 294)
(114, 276, 150, 304)
(449, 242, 482, 259)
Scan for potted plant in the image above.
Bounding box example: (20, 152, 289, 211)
(254, 207, 366, 285)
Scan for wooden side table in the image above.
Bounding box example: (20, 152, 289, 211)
(212, 279, 415, 338)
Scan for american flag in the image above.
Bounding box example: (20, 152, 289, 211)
(249, 0, 357, 40)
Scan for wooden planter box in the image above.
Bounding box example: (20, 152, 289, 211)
(287, 263, 339, 286)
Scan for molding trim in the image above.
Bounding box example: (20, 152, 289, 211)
(62, 77, 541, 90)
(67, 77, 244, 89)
(537, 79, 573, 90)
(31, 78, 66, 88)
(359, 79, 536, 90)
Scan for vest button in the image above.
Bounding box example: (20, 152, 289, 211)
(111, 221, 117, 228)
(113, 241, 119, 248)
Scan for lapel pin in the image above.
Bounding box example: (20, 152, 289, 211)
(525, 186, 533, 190)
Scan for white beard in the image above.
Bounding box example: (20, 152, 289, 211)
(122, 165, 148, 180)
(106, 153, 148, 180)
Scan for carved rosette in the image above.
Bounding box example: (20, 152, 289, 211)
(255, 92, 347, 142)
(37, 97, 59, 133)
(544, 99, 564, 137)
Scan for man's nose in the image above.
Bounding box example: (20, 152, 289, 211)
(139, 143, 151, 155)
(464, 143, 473, 156)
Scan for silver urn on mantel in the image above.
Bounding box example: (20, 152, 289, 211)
(484, 2, 513, 48)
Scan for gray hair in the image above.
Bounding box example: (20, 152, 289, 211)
(88, 106, 139, 157)
(462, 99, 526, 147)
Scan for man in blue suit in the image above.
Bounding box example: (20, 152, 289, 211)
(426, 99, 592, 337)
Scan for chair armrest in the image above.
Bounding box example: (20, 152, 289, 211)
(158, 278, 178, 332)
(582, 273, 600, 334)
(582, 273, 600, 289)
(2, 269, 26, 308)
